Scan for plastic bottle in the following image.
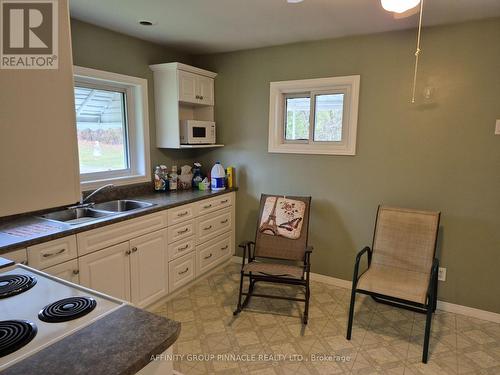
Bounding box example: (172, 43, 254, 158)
(169, 166, 178, 191)
(210, 162, 226, 191)
(153, 166, 166, 191)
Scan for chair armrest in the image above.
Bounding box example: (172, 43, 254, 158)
(303, 246, 314, 269)
(238, 241, 255, 268)
(426, 258, 439, 298)
(353, 246, 372, 284)
(239, 240, 255, 249)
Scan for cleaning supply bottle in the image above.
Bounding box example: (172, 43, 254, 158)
(169, 166, 178, 191)
(210, 162, 226, 191)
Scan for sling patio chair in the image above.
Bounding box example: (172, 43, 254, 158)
(346, 205, 441, 363)
(233, 194, 313, 324)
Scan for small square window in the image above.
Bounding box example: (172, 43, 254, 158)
(284, 95, 310, 141)
(314, 93, 344, 142)
(269, 75, 360, 155)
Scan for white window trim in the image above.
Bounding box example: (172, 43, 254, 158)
(73, 66, 151, 190)
(268, 75, 360, 155)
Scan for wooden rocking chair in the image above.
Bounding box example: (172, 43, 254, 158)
(233, 194, 313, 324)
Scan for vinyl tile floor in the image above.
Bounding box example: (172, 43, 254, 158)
(149, 262, 500, 375)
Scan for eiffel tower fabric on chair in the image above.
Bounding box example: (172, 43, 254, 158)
(234, 194, 313, 324)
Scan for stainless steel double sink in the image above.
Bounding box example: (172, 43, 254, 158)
(40, 200, 155, 225)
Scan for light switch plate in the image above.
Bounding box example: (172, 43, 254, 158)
(496, 120, 500, 135)
(438, 267, 447, 282)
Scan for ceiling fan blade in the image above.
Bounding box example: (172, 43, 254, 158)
(393, 6, 420, 19)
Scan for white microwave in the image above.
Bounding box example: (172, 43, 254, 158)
(180, 120, 216, 144)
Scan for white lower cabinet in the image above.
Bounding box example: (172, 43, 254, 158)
(43, 259, 80, 284)
(196, 232, 233, 276)
(21, 192, 234, 308)
(168, 252, 195, 293)
(78, 229, 169, 306)
(78, 242, 131, 301)
(130, 229, 169, 308)
(2, 248, 27, 264)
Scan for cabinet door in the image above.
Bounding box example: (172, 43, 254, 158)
(178, 70, 198, 103)
(78, 242, 131, 301)
(130, 229, 169, 307)
(43, 259, 79, 284)
(2, 249, 27, 265)
(196, 76, 214, 105)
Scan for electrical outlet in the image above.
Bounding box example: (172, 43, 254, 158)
(495, 120, 500, 135)
(438, 267, 447, 282)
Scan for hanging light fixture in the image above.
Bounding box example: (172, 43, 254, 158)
(381, 0, 420, 14)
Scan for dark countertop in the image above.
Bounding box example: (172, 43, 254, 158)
(0, 188, 237, 254)
(2, 305, 181, 375)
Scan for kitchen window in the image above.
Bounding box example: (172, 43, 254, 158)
(269, 75, 360, 155)
(73, 66, 150, 189)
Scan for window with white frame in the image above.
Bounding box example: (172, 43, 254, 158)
(73, 66, 150, 189)
(268, 75, 360, 155)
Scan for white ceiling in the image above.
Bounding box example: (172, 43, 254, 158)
(69, 0, 500, 54)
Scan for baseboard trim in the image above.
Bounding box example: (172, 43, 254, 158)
(230, 256, 500, 323)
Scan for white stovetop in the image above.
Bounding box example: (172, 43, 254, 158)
(0, 264, 126, 371)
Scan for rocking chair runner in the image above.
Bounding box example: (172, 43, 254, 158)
(346, 206, 441, 363)
(233, 194, 313, 324)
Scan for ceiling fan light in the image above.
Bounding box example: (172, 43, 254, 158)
(381, 0, 421, 13)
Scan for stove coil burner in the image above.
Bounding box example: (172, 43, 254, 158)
(0, 320, 37, 358)
(0, 274, 37, 299)
(38, 296, 97, 323)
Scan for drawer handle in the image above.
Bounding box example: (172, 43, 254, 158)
(221, 199, 228, 204)
(131, 247, 138, 253)
(177, 211, 189, 217)
(203, 204, 212, 209)
(42, 248, 66, 258)
(73, 269, 79, 275)
(178, 267, 189, 275)
(220, 245, 229, 250)
(178, 244, 190, 251)
(204, 253, 213, 260)
(177, 228, 189, 234)
(220, 219, 229, 224)
(126, 250, 132, 255)
(203, 225, 213, 231)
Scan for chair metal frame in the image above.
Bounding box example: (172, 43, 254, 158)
(346, 206, 441, 363)
(233, 195, 313, 325)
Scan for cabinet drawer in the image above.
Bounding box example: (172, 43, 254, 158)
(168, 236, 195, 261)
(2, 248, 27, 265)
(43, 259, 79, 284)
(77, 212, 167, 256)
(195, 193, 232, 216)
(168, 252, 195, 292)
(28, 236, 77, 270)
(196, 208, 232, 244)
(167, 204, 195, 226)
(168, 220, 195, 244)
(196, 233, 232, 276)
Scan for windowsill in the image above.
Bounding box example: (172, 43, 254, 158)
(80, 174, 151, 191)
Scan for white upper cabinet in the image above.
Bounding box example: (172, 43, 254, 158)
(177, 67, 214, 106)
(196, 75, 214, 106)
(178, 70, 198, 104)
(150, 62, 219, 149)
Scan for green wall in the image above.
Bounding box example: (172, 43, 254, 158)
(70, 19, 198, 167)
(194, 18, 500, 313)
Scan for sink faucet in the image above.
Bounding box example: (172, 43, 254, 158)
(80, 184, 114, 205)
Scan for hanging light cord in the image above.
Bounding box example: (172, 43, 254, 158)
(411, 0, 425, 103)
